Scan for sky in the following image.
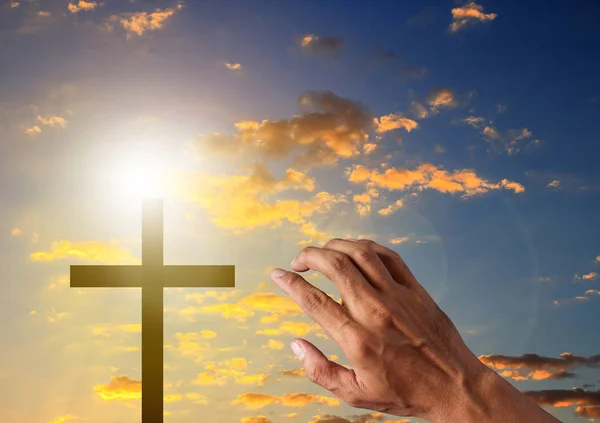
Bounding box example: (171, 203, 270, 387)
(1, 0, 600, 422)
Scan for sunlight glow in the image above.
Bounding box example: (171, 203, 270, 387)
(100, 140, 180, 202)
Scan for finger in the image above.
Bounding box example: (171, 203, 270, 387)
(270, 268, 357, 346)
(353, 239, 432, 298)
(290, 246, 378, 310)
(322, 237, 396, 292)
(291, 338, 362, 405)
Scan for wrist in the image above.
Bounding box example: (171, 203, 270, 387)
(429, 359, 562, 423)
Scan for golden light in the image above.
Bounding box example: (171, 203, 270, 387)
(96, 139, 181, 203)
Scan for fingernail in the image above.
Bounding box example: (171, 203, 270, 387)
(290, 257, 297, 266)
(347, 238, 359, 242)
(271, 268, 286, 278)
(291, 341, 305, 360)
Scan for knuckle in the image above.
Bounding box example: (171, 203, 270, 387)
(328, 252, 352, 274)
(302, 289, 328, 313)
(298, 245, 317, 260)
(370, 304, 394, 327)
(323, 237, 343, 249)
(353, 245, 377, 264)
(348, 330, 371, 359)
(338, 316, 355, 335)
(357, 238, 377, 248)
(283, 271, 302, 287)
(306, 364, 323, 385)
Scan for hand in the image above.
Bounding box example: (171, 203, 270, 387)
(269, 238, 487, 422)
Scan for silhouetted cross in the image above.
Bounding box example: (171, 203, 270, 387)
(70, 199, 235, 423)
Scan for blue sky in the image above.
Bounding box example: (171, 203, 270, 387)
(1, 1, 600, 423)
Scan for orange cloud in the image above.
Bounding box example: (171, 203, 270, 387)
(109, 7, 178, 37)
(582, 272, 598, 281)
(449, 2, 497, 32)
(239, 293, 303, 316)
(242, 417, 273, 423)
(377, 199, 403, 216)
(30, 240, 138, 263)
(67, 1, 98, 14)
(373, 113, 418, 133)
(346, 163, 524, 198)
(427, 88, 457, 111)
(225, 62, 242, 71)
(463, 116, 485, 128)
(94, 376, 141, 401)
(479, 352, 600, 381)
(256, 321, 316, 337)
(299, 34, 343, 55)
(524, 388, 600, 418)
(231, 392, 340, 410)
(175, 163, 346, 234)
(266, 339, 285, 350)
(49, 415, 80, 423)
(24, 125, 41, 135)
(190, 91, 373, 168)
(37, 115, 67, 128)
(409, 101, 429, 119)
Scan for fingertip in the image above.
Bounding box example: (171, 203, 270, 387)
(291, 339, 306, 360)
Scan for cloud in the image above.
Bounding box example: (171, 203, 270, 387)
(377, 199, 403, 217)
(388, 234, 440, 245)
(242, 417, 273, 423)
(225, 62, 242, 71)
(36, 115, 67, 128)
(346, 163, 524, 199)
(22, 115, 67, 135)
(462, 116, 485, 128)
(299, 34, 343, 55)
(279, 368, 306, 377)
(67, 1, 99, 13)
(175, 162, 347, 234)
(266, 339, 285, 350)
(231, 392, 340, 410)
(30, 240, 138, 263)
(308, 414, 395, 423)
(189, 358, 271, 387)
(553, 289, 600, 306)
(107, 7, 179, 37)
(409, 101, 429, 119)
(94, 376, 141, 401)
(524, 388, 600, 418)
(427, 88, 457, 111)
(469, 123, 541, 155)
(373, 113, 418, 133)
(580, 272, 598, 281)
(23, 125, 42, 135)
(49, 415, 80, 423)
(239, 292, 303, 316)
(449, 2, 497, 33)
(433, 144, 446, 154)
(189, 90, 373, 168)
(256, 321, 316, 337)
(479, 352, 600, 380)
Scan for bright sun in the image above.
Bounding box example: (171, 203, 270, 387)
(100, 141, 178, 201)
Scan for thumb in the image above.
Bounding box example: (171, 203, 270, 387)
(291, 338, 359, 397)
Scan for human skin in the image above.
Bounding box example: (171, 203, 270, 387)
(269, 238, 563, 423)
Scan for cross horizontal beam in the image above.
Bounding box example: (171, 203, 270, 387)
(70, 265, 235, 288)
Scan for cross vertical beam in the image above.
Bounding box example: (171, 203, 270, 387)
(69, 198, 235, 423)
(142, 199, 164, 423)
